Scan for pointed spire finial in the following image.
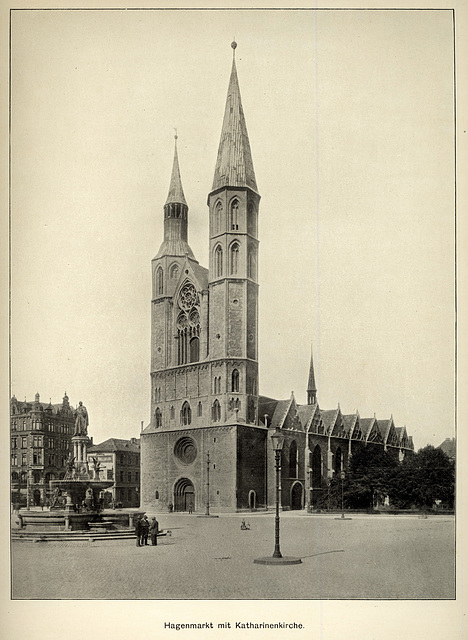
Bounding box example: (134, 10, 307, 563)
(174, 127, 178, 141)
(231, 39, 237, 57)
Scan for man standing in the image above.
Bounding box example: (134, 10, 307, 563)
(149, 517, 159, 546)
(135, 516, 142, 547)
(140, 515, 150, 546)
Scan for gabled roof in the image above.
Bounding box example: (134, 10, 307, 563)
(211, 49, 258, 194)
(342, 413, 358, 437)
(88, 438, 140, 453)
(438, 437, 456, 459)
(320, 409, 339, 435)
(258, 396, 279, 426)
(270, 399, 292, 430)
(359, 418, 376, 440)
(366, 418, 384, 444)
(297, 403, 319, 430)
(376, 418, 394, 445)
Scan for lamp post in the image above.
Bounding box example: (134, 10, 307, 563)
(197, 451, 218, 518)
(254, 429, 301, 565)
(335, 469, 352, 521)
(340, 469, 345, 519)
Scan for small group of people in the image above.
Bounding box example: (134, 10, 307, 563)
(135, 515, 160, 547)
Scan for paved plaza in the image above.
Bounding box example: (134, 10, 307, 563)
(11, 512, 455, 600)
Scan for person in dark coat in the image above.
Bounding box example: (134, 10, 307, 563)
(149, 517, 159, 546)
(140, 515, 150, 546)
(135, 517, 142, 547)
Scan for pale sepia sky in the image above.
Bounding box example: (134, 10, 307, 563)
(10, 8, 455, 450)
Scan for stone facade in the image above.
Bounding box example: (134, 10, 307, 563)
(10, 393, 75, 507)
(140, 44, 414, 513)
(87, 438, 140, 508)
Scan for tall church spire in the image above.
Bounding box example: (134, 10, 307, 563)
(211, 41, 258, 194)
(155, 134, 195, 259)
(165, 133, 187, 206)
(307, 345, 317, 405)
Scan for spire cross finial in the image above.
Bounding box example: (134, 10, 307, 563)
(174, 127, 178, 141)
(231, 39, 237, 59)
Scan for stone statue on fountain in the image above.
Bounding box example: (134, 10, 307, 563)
(74, 401, 88, 436)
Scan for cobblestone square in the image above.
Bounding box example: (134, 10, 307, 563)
(11, 512, 455, 600)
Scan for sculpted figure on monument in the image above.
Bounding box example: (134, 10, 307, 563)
(74, 401, 88, 436)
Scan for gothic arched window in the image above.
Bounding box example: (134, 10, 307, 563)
(181, 402, 191, 426)
(289, 441, 298, 478)
(214, 201, 223, 234)
(189, 337, 199, 363)
(230, 242, 240, 275)
(170, 406, 175, 420)
(170, 263, 179, 280)
(157, 267, 164, 295)
(212, 399, 221, 422)
(231, 369, 239, 393)
(214, 245, 223, 278)
(231, 199, 239, 230)
(198, 402, 203, 417)
(155, 408, 162, 428)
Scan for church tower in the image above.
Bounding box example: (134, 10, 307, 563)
(141, 43, 265, 514)
(207, 41, 260, 426)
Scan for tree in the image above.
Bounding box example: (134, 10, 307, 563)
(391, 445, 454, 509)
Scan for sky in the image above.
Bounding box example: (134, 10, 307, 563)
(10, 8, 455, 450)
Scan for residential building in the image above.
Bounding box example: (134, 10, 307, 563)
(10, 393, 75, 507)
(87, 438, 140, 508)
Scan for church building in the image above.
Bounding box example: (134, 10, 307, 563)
(140, 43, 414, 513)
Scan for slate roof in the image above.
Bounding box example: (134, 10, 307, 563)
(258, 396, 280, 426)
(342, 414, 358, 437)
(438, 437, 456, 460)
(376, 419, 392, 443)
(270, 399, 292, 430)
(297, 404, 318, 429)
(88, 438, 140, 453)
(165, 137, 187, 206)
(359, 418, 375, 439)
(320, 409, 338, 435)
(211, 54, 258, 194)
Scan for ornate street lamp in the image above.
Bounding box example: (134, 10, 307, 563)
(335, 469, 352, 521)
(197, 451, 218, 519)
(254, 429, 301, 565)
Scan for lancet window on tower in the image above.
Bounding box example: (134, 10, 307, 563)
(212, 399, 221, 422)
(155, 408, 162, 428)
(230, 242, 240, 275)
(214, 201, 223, 234)
(214, 245, 223, 278)
(231, 369, 239, 393)
(156, 267, 164, 295)
(230, 199, 239, 230)
(181, 402, 191, 426)
(170, 263, 179, 279)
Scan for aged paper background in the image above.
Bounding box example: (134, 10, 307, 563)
(1, 0, 466, 639)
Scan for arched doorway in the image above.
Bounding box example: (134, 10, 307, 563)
(291, 482, 303, 510)
(248, 490, 256, 510)
(173, 478, 195, 512)
(33, 489, 41, 506)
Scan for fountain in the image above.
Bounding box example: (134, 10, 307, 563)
(14, 403, 143, 537)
